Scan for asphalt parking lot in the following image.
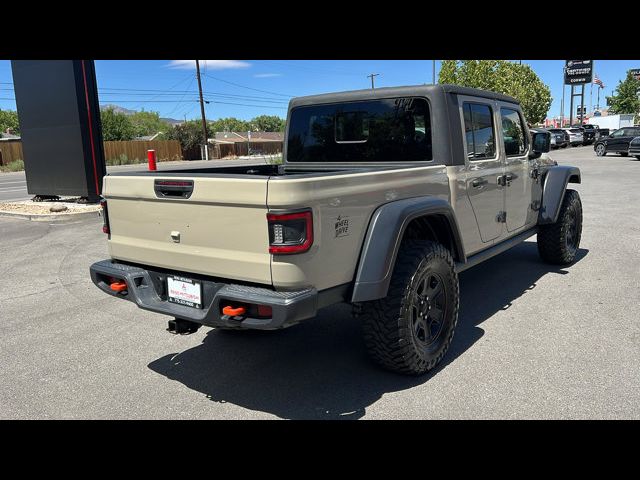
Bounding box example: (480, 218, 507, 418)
(1, 146, 639, 419)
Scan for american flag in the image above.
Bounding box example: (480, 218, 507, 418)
(593, 75, 604, 88)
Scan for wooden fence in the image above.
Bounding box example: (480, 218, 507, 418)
(0, 139, 183, 166)
(0, 140, 23, 165)
(103, 140, 182, 162)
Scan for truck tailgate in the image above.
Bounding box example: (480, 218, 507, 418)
(103, 174, 271, 285)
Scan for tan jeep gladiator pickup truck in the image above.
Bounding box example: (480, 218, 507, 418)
(90, 85, 583, 375)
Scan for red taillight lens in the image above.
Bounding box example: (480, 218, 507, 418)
(100, 198, 110, 235)
(267, 210, 313, 254)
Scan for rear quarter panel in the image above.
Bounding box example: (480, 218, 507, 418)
(267, 166, 450, 290)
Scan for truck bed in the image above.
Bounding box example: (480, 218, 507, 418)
(103, 162, 450, 290)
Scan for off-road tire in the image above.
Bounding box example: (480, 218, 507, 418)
(537, 189, 582, 265)
(360, 240, 459, 375)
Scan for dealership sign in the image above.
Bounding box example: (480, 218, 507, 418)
(564, 60, 593, 85)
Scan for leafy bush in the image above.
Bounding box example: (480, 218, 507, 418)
(0, 159, 24, 172)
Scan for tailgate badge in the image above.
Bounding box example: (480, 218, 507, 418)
(170, 231, 181, 243)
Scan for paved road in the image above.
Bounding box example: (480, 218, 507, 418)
(0, 157, 272, 202)
(1, 147, 639, 419)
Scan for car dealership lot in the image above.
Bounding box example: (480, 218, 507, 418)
(0, 147, 639, 419)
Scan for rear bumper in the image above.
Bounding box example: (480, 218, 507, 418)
(89, 260, 318, 330)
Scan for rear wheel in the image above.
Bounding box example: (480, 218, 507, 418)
(620, 152, 628, 157)
(635, 156, 640, 160)
(595, 144, 606, 156)
(360, 240, 459, 375)
(537, 189, 582, 265)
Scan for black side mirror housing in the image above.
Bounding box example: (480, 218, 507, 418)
(529, 131, 550, 159)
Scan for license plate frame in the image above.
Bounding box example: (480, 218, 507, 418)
(167, 276, 202, 309)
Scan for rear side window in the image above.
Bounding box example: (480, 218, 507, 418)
(462, 103, 496, 160)
(500, 108, 527, 156)
(286, 97, 432, 163)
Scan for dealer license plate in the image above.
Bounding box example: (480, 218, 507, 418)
(167, 276, 202, 309)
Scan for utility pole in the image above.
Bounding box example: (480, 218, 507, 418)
(195, 60, 209, 160)
(367, 73, 379, 89)
(432, 60, 436, 84)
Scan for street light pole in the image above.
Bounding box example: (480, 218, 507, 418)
(432, 60, 436, 84)
(195, 60, 209, 160)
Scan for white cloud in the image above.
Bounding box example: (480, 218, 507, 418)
(167, 60, 251, 70)
(253, 73, 283, 78)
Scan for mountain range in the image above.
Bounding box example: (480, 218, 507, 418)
(100, 104, 183, 125)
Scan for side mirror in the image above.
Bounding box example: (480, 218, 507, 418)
(529, 131, 550, 159)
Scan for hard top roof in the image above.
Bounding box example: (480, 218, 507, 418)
(288, 84, 519, 108)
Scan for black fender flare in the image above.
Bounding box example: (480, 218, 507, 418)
(351, 196, 465, 303)
(538, 165, 581, 224)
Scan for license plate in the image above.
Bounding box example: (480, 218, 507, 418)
(167, 276, 202, 309)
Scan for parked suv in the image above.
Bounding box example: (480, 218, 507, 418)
(594, 126, 640, 156)
(628, 136, 640, 160)
(581, 124, 598, 145)
(547, 128, 569, 149)
(564, 128, 584, 147)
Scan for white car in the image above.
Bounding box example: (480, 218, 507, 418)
(563, 128, 584, 147)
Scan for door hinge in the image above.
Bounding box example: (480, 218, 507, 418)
(496, 211, 507, 223)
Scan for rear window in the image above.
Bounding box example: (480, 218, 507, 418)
(286, 97, 432, 163)
(569, 129, 583, 133)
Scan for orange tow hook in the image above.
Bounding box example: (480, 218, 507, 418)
(222, 306, 246, 316)
(110, 280, 128, 292)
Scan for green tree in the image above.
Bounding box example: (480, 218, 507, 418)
(606, 71, 640, 119)
(251, 115, 286, 132)
(100, 108, 135, 141)
(0, 109, 20, 136)
(208, 117, 250, 133)
(165, 120, 204, 151)
(129, 110, 172, 137)
(438, 60, 553, 124)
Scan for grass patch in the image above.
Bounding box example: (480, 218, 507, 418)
(0, 159, 24, 172)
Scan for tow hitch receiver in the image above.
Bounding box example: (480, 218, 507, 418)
(167, 318, 201, 334)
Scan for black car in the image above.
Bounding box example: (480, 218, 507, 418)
(547, 128, 569, 149)
(594, 126, 640, 157)
(581, 124, 598, 145)
(628, 136, 640, 160)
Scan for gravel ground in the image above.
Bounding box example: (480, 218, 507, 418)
(0, 199, 101, 215)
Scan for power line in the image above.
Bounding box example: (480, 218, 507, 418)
(202, 73, 291, 97)
(165, 75, 197, 116)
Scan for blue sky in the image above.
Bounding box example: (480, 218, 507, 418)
(0, 60, 638, 121)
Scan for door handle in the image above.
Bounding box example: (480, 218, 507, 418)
(471, 178, 488, 188)
(497, 174, 514, 187)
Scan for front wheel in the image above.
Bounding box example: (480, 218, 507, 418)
(360, 240, 459, 375)
(595, 144, 606, 156)
(635, 156, 640, 160)
(620, 152, 628, 157)
(537, 189, 583, 265)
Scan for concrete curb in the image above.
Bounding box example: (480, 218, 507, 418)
(0, 209, 102, 222)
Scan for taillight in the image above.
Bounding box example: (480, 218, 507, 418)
(267, 210, 313, 254)
(100, 198, 110, 235)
